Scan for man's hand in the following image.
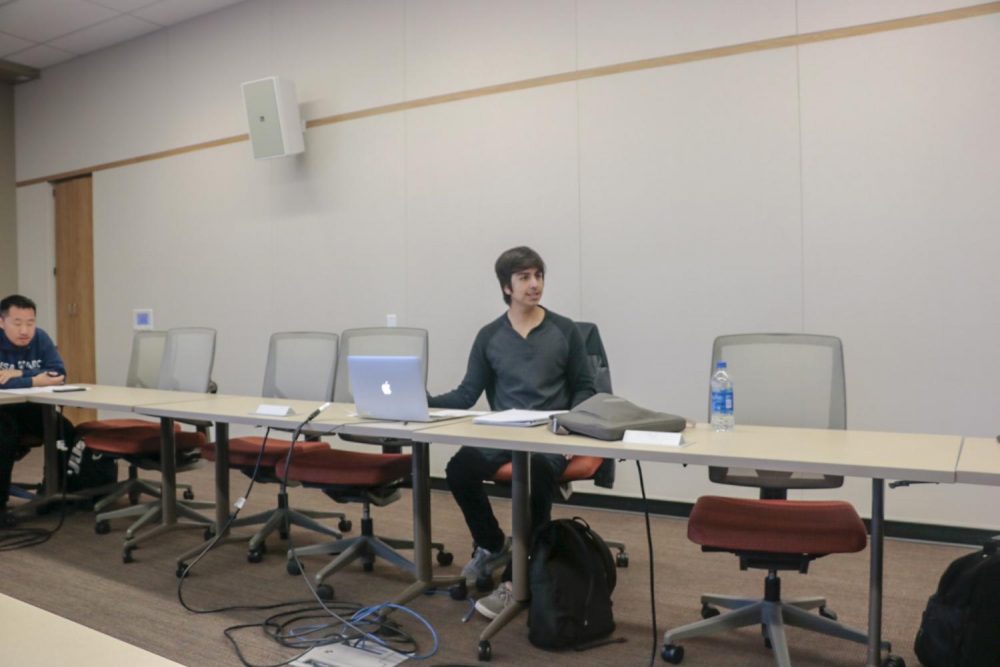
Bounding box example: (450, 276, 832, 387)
(32, 371, 65, 387)
(0, 369, 23, 385)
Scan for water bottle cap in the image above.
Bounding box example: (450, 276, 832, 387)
(716, 361, 727, 369)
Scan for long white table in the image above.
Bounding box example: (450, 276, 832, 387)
(0, 592, 185, 666)
(413, 420, 962, 665)
(136, 399, 464, 601)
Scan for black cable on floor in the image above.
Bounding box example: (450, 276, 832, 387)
(0, 407, 74, 550)
(636, 460, 658, 667)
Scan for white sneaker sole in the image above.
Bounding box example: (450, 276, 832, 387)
(474, 598, 503, 620)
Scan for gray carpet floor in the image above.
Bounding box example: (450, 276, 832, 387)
(1, 447, 971, 667)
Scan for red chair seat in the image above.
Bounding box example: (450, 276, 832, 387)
(201, 437, 328, 468)
(277, 447, 412, 487)
(492, 454, 604, 484)
(688, 495, 867, 555)
(85, 425, 206, 456)
(77, 419, 179, 438)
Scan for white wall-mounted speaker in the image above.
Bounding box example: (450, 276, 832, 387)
(241, 76, 305, 159)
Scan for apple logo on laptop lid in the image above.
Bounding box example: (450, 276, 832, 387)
(381, 380, 392, 396)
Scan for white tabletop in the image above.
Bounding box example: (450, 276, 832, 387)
(956, 436, 1000, 485)
(416, 421, 962, 483)
(136, 396, 363, 433)
(0, 593, 184, 666)
(21, 384, 214, 411)
(0, 392, 27, 405)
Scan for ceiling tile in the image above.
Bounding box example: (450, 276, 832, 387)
(5, 43, 76, 69)
(0, 30, 34, 57)
(0, 0, 118, 42)
(132, 0, 245, 26)
(49, 13, 160, 54)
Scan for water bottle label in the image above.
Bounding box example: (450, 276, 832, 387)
(711, 390, 725, 414)
(724, 389, 733, 414)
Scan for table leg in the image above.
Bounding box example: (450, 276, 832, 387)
(479, 450, 529, 646)
(14, 404, 86, 516)
(867, 478, 885, 667)
(123, 417, 209, 561)
(391, 441, 462, 606)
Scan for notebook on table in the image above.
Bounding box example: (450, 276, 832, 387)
(348, 355, 451, 423)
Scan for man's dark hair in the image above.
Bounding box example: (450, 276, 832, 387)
(0, 294, 37, 317)
(495, 246, 546, 305)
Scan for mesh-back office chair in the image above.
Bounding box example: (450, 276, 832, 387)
(201, 332, 350, 562)
(662, 334, 886, 667)
(74, 331, 194, 513)
(480, 322, 628, 591)
(87, 328, 217, 537)
(283, 327, 452, 598)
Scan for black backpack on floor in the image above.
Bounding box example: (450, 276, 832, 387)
(914, 538, 1000, 667)
(528, 517, 616, 650)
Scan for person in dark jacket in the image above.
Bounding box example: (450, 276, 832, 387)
(0, 294, 71, 525)
(429, 247, 596, 619)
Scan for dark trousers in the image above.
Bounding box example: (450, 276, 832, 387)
(445, 446, 568, 581)
(0, 404, 75, 507)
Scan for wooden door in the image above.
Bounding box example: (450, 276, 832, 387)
(53, 176, 96, 424)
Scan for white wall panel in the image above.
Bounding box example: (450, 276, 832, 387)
(263, 113, 407, 334)
(404, 0, 576, 99)
(270, 0, 406, 119)
(579, 49, 804, 422)
(799, 17, 1000, 527)
(93, 142, 273, 396)
(577, 0, 795, 69)
(160, 0, 271, 149)
(796, 0, 988, 33)
(404, 84, 582, 403)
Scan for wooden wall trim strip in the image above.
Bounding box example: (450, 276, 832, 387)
(16, 1, 1000, 188)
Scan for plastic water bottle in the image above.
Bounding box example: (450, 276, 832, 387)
(710, 361, 734, 431)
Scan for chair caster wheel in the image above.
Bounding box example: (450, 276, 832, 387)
(661, 643, 684, 664)
(449, 581, 468, 600)
(616, 551, 629, 567)
(248, 549, 264, 563)
(128, 490, 141, 505)
(338, 518, 352, 532)
(176, 562, 189, 578)
(819, 605, 838, 620)
(478, 640, 492, 661)
(183, 489, 195, 500)
(883, 656, 905, 667)
(122, 547, 135, 564)
(203, 527, 215, 541)
(95, 520, 110, 535)
(279, 530, 289, 540)
(316, 584, 334, 600)
(287, 559, 302, 576)
(475, 574, 494, 592)
(363, 560, 374, 573)
(437, 550, 454, 566)
(700, 603, 720, 619)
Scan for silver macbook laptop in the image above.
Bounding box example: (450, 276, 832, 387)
(348, 355, 444, 422)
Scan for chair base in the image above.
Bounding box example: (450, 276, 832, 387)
(234, 503, 346, 554)
(663, 575, 890, 667)
(288, 513, 445, 589)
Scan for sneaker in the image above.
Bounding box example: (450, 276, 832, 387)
(461, 546, 496, 586)
(474, 582, 515, 620)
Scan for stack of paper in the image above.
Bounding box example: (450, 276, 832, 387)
(473, 409, 565, 427)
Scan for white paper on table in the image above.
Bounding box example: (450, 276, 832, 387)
(473, 409, 565, 427)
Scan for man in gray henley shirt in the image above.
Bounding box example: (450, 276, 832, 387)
(429, 246, 595, 619)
